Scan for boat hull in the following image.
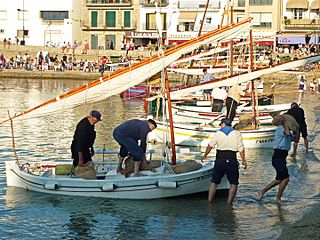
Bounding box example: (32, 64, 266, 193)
(5, 161, 227, 199)
(151, 122, 276, 148)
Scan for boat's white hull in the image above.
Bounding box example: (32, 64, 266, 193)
(5, 161, 227, 199)
(172, 109, 273, 125)
(151, 122, 276, 148)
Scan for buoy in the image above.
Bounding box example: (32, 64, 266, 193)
(44, 182, 59, 190)
(101, 183, 115, 191)
(157, 181, 178, 189)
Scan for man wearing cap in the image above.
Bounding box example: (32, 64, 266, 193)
(201, 118, 247, 204)
(113, 119, 157, 177)
(258, 115, 291, 203)
(71, 110, 101, 168)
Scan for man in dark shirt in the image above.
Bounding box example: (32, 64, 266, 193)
(286, 102, 308, 154)
(71, 110, 101, 167)
(113, 119, 157, 177)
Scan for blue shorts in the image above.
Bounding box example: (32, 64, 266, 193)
(272, 149, 289, 180)
(212, 158, 239, 185)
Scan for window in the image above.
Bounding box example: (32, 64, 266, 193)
(124, 11, 131, 28)
(294, 9, 303, 19)
(106, 11, 116, 27)
(238, 0, 245, 7)
(249, 0, 272, 5)
(251, 13, 272, 28)
(91, 11, 98, 27)
(0, 11, 7, 20)
(40, 11, 68, 20)
(105, 35, 115, 50)
(177, 22, 194, 31)
(18, 10, 28, 20)
(146, 13, 166, 30)
(206, 18, 212, 24)
(17, 30, 29, 38)
(91, 34, 98, 49)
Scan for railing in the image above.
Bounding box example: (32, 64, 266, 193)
(86, 0, 132, 5)
(283, 18, 320, 29)
(140, 0, 169, 6)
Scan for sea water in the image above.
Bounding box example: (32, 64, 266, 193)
(0, 78, 319, 240)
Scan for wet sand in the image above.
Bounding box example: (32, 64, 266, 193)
(279, 197, 320, 239)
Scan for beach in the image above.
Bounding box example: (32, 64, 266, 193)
(279, 198, 320, 239)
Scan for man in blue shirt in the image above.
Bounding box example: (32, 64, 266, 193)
(258, 116, 291, 203)
(113, 119, 157, 177)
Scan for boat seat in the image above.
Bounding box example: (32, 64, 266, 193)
(41, 169, 53, 177)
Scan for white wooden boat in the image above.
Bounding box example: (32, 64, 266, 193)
(6, 159, 225, 199)
(170, 103, 291, 125)
(150, 122, 276, 148)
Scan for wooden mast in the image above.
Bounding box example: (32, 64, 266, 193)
(164, 70, 177, 164)
(7, 110, 20, 167)
(249, 30, 257, 128)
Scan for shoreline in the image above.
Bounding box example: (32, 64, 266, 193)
(279, 197, 320, 239)
(0, 69, 101, 80)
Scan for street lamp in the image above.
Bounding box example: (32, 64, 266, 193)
(17, 0, 25, 45)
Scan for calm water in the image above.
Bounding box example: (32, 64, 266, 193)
(0, 78, 320, 240)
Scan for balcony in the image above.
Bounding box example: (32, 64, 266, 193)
(283, 18, 320, 30)
(86, 0, 132, 6)
(140, 0, 169, 7)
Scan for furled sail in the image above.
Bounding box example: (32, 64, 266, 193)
(0, 19, 252, 125)
(169, 55, 320, 99)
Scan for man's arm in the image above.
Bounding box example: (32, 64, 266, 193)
(239, 150, 247, 169)
(200, 145, 213, 162)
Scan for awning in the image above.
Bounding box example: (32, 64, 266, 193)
(178, 12, 198, 22)
(310, 0, 320, 10)
(286, 0, 308, 9)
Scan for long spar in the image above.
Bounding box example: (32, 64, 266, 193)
(0, 19, 253, 126)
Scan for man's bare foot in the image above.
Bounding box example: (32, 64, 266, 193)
(258, 191, 264, 200)
(275, 198, 281, 204)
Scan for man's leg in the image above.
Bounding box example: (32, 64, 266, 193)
(258, 179, 281, 200)
(208, 183, 218, 202)
(292, 141, 298, 155)
(116, 155, 125, 173)
(133, 161, 141, 177)
(276, 177, 289, 203)
(303, 137, 309, 152)
(227, 184, 238, 204)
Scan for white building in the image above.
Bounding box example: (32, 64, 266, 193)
(0, 0, 81, 46)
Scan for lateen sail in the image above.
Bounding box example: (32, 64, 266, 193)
(0, 19, 252, 125)
(169, 55, 320, 99)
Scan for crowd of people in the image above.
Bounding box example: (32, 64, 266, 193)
(0, 51, 137, 73)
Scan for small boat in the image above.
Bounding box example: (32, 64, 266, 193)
(150, 121, 276, 148)
(6, 156, 224, 199)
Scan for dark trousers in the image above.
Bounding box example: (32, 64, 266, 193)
(113, 129, 144, 161)
(226, 97, 238, 121)
(212, 99, 224, 112)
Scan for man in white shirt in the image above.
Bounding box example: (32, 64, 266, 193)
(201, 118, 247, 204)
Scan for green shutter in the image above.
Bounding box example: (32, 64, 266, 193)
(91, 11, 98, 27)
(124, 11, 131, 28)
(106, 11, 116, 27)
